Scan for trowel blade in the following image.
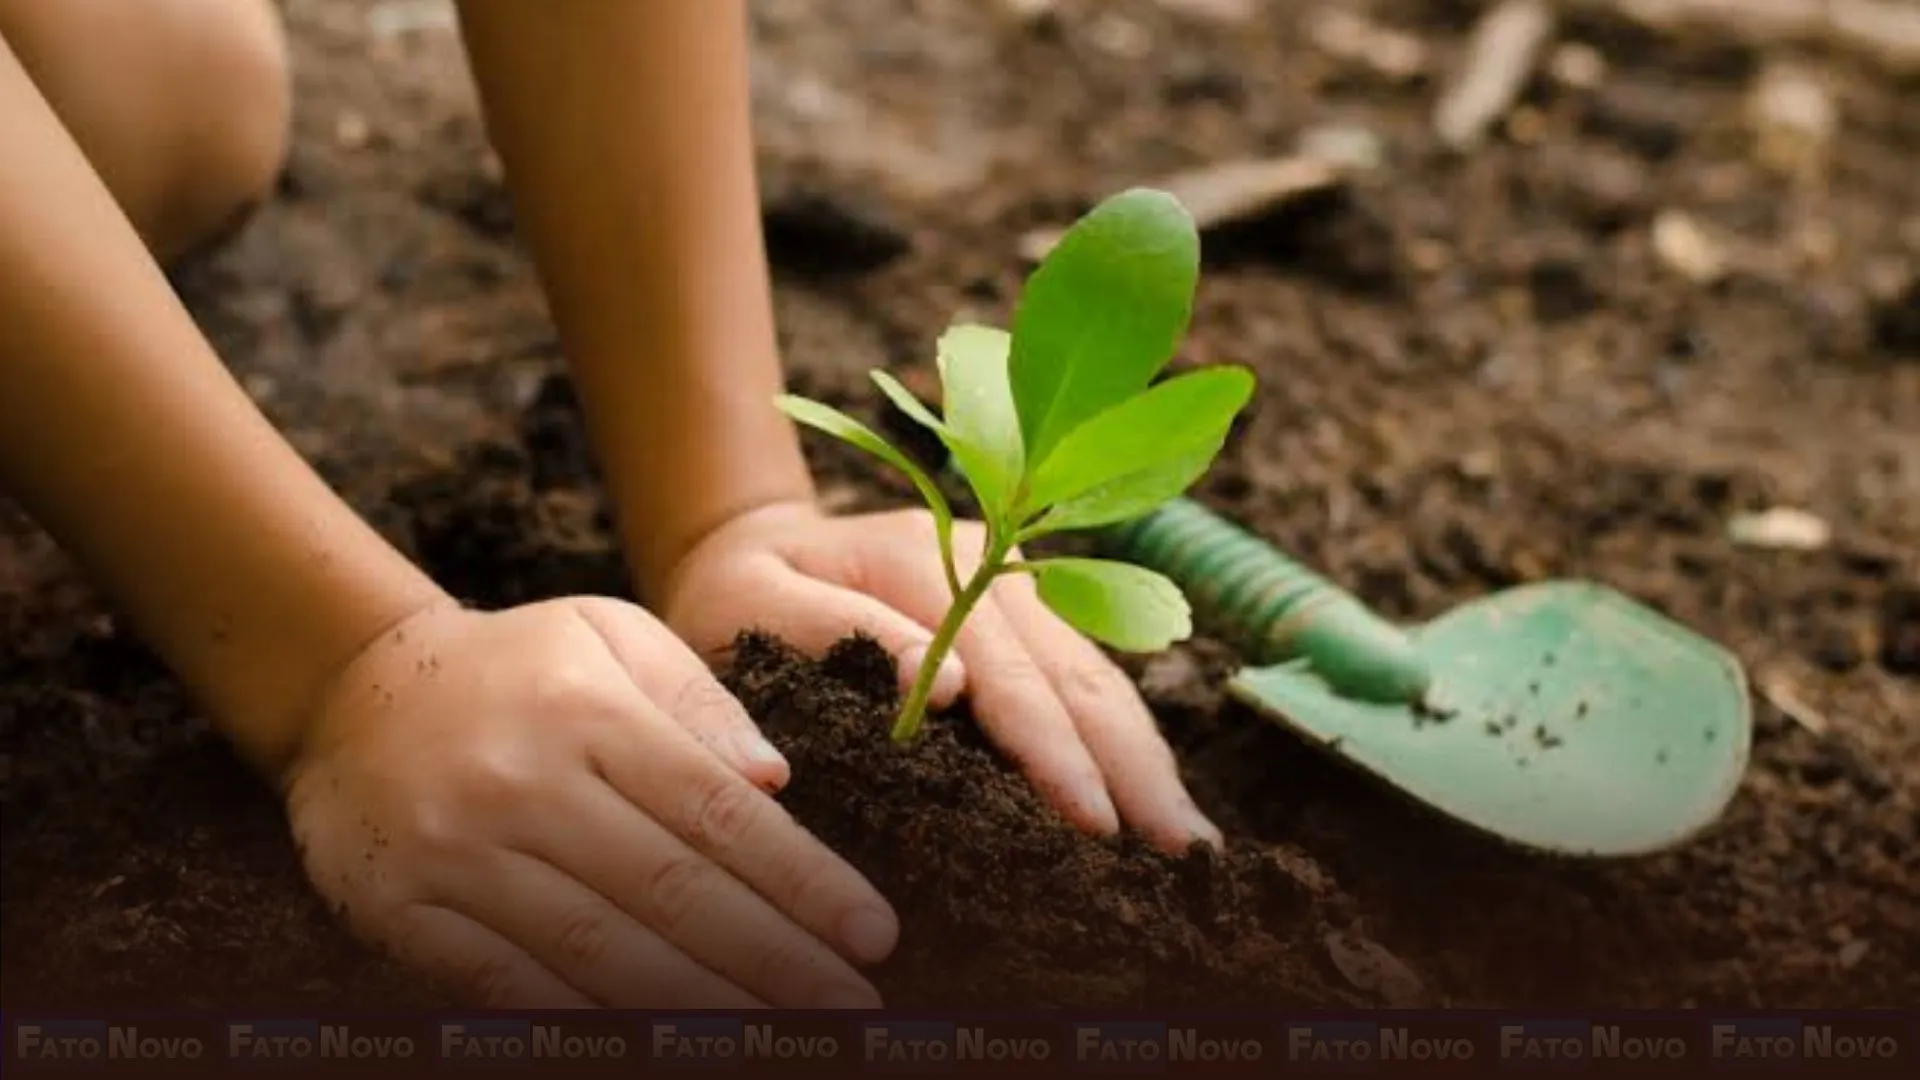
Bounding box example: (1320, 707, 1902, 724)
(1226, 581, 1751, 857)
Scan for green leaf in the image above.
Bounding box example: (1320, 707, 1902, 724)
(869, 370, 947, 435)
(1029, 557, 1192, 652)
(1025, 444, 1217, 536)
(1022, 365, 1252, 513)
(774, 394, 962, 592)
(1010, 188, 1200, 467)
(935, 324, 1024, 518)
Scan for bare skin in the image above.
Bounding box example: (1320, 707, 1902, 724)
(0, 0, 1220, 1007)
(0, 0, 289, 263)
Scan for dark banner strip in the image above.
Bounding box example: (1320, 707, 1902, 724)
(3, 1010, 1913, 1073)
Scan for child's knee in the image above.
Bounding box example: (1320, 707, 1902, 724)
(0, 0, 292, 260)
(172, 0, 292, 251)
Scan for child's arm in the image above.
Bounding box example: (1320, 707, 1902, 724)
(455, 0, 814, 603)
(0, 33, 444, 777)
(0, 32, 892, 1008)
(454, 0, 1222, 852)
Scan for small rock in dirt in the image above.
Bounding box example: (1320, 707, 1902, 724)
(1434, 0, 1558, 150)
(1325, 930, 1427, 1007)
(1837, 938, 1872, 969)
(1728, 507, 1831, 551)
(1088, 13, 1152, 60)
(1653, 211, 1730, 285)
(1020, 156, 1343, 262)
(1548, 42, 1608, 90)
(1759, 671, 1829, 735)
(1748, 62, 1836, 175)
(1306, 9, 1428, 81)
(333, 111, 373, 151)
(1457, 448, 1499, 480)
(1159, 156, 1346, 232)
(760, 184, 912, 276)
(1017, 227, 1064, 265)
(1000, 0, 1055, 22)
(1298, 124, 1386, 174)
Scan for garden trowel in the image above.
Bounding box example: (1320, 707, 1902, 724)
(1096, 498, 1751, 858)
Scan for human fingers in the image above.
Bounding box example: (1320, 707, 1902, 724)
(424, 849, 766, 1008)
(383, 902, 593, 1008)
(993, 573, 1222, 852)
(528, 769, 881, 1008)
(720, 572, 966, 708)
(950, 594, 1123, 836)
(571, 598, 790, 791)
(584, 691, 898, 983)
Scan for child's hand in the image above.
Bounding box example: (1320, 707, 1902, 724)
(279, 597, 895, 1008)
(661, 501, 1223, 855)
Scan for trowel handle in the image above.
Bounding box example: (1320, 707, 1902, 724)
(1097, 498, 1432, 704)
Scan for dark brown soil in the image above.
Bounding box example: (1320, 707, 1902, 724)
(4, 0, 1917, 1009)
(726, 632, 1374, 1008)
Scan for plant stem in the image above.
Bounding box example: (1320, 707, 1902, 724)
(891, 539, 1008, 742)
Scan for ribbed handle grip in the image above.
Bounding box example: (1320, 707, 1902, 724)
(1098, 498, 1431, 704)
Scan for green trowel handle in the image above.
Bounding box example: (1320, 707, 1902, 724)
(1098, 498, 1432, 705)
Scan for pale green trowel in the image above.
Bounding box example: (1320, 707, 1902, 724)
(1095, 498, 1752, 858)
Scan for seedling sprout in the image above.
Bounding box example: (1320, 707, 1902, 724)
(776, 188, 1254, 741)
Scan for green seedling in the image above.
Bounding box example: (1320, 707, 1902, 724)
(775, 188, 1255, 742)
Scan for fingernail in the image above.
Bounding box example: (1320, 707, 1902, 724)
(731, 733, 790, 790)
(744, 734, 787, 767)
(1189, 809, 1226, 850)
(1080, 781, 1120, 835)
(840, 906, 898, 964)
(898, 643, 931, 688)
